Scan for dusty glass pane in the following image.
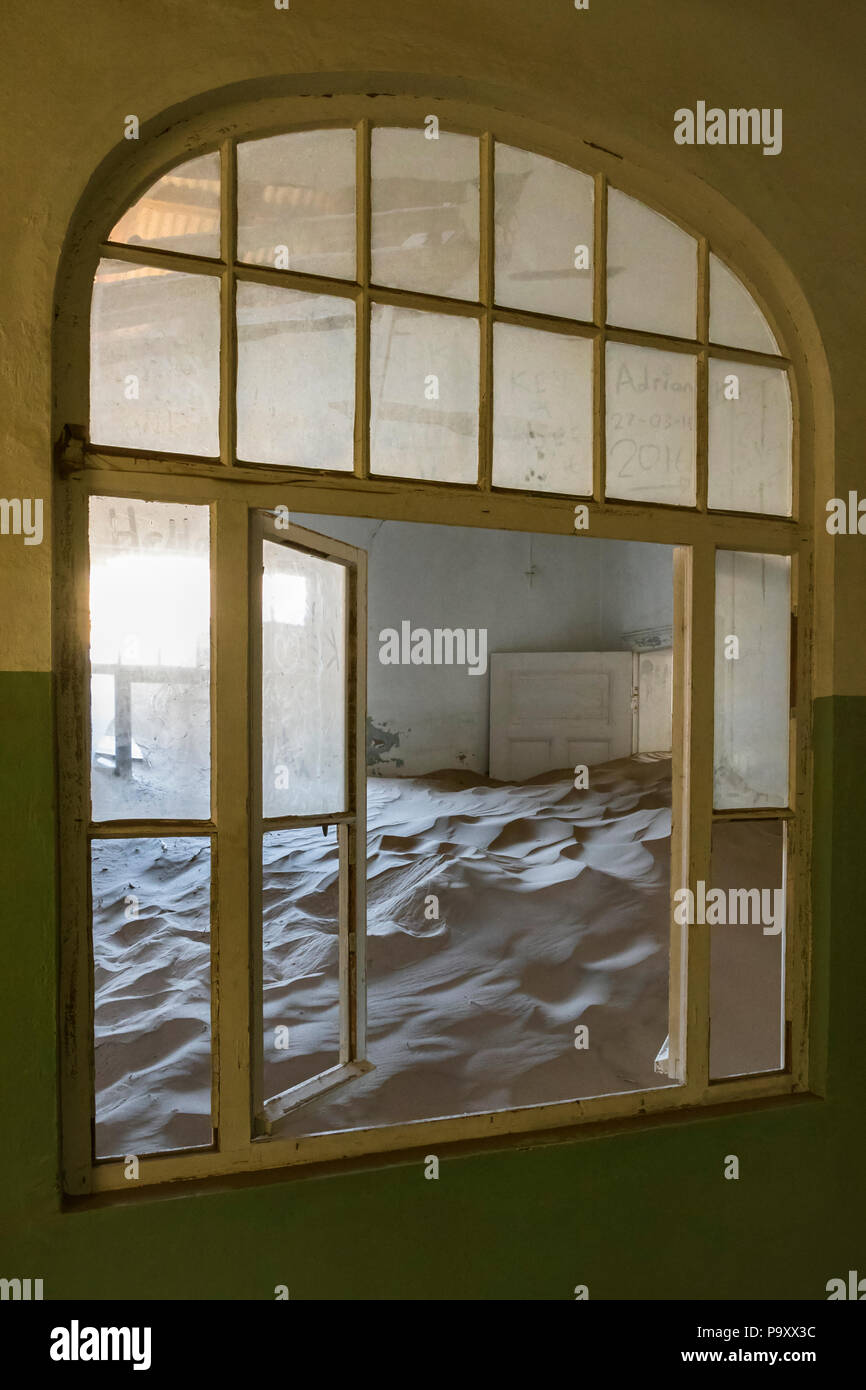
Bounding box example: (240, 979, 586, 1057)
(262, 540, 347, 817)
(709, 819, 785, 1078)
(89, 497, 210, 821)
(262, 827, 341, 1100)
(370, 303, 480, 483)
(272, 748, 676, 1140)
(605, 343, 696, 505)
(494, 143, 594, 321)
(108, 152, 221, 259)
(92, 837, 212, 1157)
(708, 359, 792, 516)
(709, 254, 780, 355)
(607, 188, 697, 339)
(714, 551, 790, 808)
(492, 323, 593, 494)
(236, 282, 355, 470)
(90, 259, 220, 456)
(237, 128, 356, 280)
(371, 127, 479, 300)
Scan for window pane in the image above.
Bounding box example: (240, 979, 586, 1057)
(494, 143, 593, 320)
(607, 189, 697, 339)
(262, 827, 341, 1100)
(90, 259, 220, 456)
(708, 359, 792, 516)
(605, 343, 696, 504)
(89, 498, 210, 821)
(236, 283, 355, 470)
(92, 837, 212, 1157)
(492, 323, 593, 494)
(237, 129, 356, 280)
(370, 303, 479, 483)
(714, 551, 790, 808)
(108, 152, 221, 259)
(709, 819, 785, 1078)
(709, 254, 779, 355)
(263, 540, 347, 817)
(371, 127, 479, 300)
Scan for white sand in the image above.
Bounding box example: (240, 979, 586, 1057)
(93, 754, 676, 1157)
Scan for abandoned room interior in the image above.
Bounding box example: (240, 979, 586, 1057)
(0, 1, 862, 1303)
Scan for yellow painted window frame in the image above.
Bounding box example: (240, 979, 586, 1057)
(54, 97, 813, 1198)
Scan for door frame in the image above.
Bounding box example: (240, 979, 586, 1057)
(249, 512, 370, 1135)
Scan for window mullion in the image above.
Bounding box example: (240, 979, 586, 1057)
(592, 172, 607, 505)
(212, 498, 253, 1151)
(355, 118, 371, 480)
(478, 131, 494, 491)
(683, 541, 715, 1095)
(219, 138, 237, 468)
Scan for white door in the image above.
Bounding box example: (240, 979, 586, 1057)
(489, 651, 635, 781)
(636, 647, 673, 754)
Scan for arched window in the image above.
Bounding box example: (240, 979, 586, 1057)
(56, 108, 809, 1196)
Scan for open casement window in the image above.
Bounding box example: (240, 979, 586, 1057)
(55, 100, 813, 1196)
(250, 515, 370, 1134)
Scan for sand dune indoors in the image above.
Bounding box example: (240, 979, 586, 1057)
(92, 753, 674, 1156)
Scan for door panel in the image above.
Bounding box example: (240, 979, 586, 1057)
(489, 651, 634, 781)
(636, 647, 673, 754)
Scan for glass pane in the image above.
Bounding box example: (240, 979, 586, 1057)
(263, 517, 677, 1141)
(108, 153, 221, 259)
(90, 259, 220, 456)
(89, 498, 210, 821)
(371, 127, 479, 300)
(714, 551, 790, 808)
(494, 143, 593, 320)
(708, 359, 792, 516)
(492, 323, 593, 494)
(262, 826, 341, 1100)
(607, 188, 697, 339)
(709, 819, 785, 1078)
(709, 254, 779, 355)
(236, 283, 355, 470)
(272, 707, 676, 1140)
(92, 837, 212, 1157)
(237, 129, 356, 279)
(263, 540, 347, 817)
(370, 304, 479, 483)
(605, 343, 696, 504)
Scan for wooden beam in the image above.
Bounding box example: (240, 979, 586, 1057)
(213, 499, 253, 1151)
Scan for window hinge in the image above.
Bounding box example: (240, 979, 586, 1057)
(55, 423, 87, 475)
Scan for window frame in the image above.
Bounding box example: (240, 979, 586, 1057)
(55, 95, 813, 1197)
(251, 512, 370, 1134)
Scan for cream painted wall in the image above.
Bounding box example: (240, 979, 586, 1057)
(0, 1, 857, 696)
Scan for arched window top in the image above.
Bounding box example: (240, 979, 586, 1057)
(89, 122, 792, 518)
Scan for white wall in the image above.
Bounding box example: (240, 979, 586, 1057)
(596, 539, 674, 649)
(295, 513, 672, 775)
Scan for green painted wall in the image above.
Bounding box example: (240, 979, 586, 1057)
(0, 674, 860, 1299)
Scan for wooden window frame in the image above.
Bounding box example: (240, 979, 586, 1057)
(55, 97, 813, 1198)
(250, 514, 370, 1135)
